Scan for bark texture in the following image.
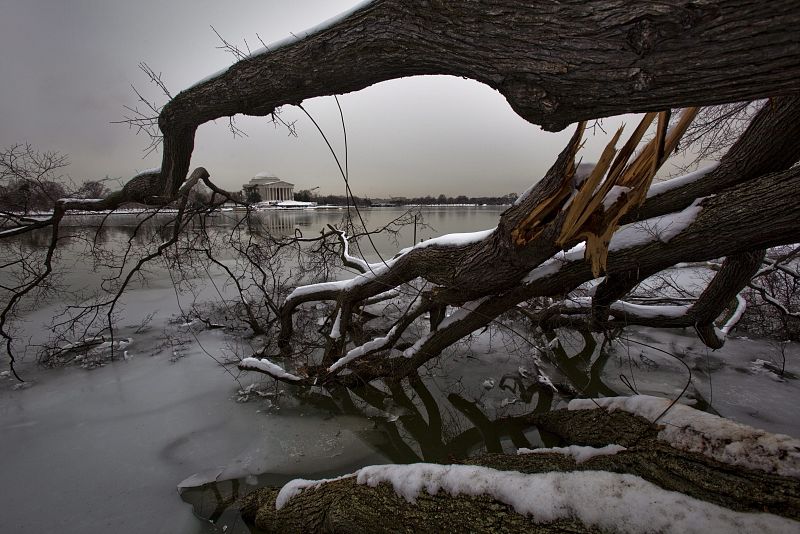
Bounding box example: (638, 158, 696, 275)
(238, 408, 800, 533)
(147, 0, 800, 199)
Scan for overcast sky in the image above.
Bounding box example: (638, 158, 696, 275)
(0, 0, 639, 198)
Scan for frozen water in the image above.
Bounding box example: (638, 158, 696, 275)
(0, 282, 386, 534)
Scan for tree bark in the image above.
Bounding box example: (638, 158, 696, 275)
(238, 409, 800, 532)
(151, 0, 800, 195)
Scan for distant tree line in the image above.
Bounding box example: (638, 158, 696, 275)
(381, 193, 519, 205)
(293, 190, 372, 206)
(292, 190, 518, 206)
(0, 179, 112, 213)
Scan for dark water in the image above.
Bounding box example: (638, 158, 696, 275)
(0, 206, 504, 292)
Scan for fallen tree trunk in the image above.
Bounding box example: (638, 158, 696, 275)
(238, 401, 800, 533)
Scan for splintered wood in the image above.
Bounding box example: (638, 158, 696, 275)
(510, 122, 586, 247)
(554, 109, 698, 276)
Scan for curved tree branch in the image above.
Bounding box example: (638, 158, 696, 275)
(145, 0, 800, 198)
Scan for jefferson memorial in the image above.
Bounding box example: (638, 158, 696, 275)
(243, 173, 295, 202)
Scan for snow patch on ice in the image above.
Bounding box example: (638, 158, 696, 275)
(568, 395, 800, 477)
(517, 444, 626, 463)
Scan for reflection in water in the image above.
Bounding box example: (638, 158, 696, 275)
(179, 330, 623, 532)
(306, 374, 559, 464)
(1, 207, 504, 291)
(544, 329, 617, 398)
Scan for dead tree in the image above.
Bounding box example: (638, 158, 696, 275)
(3, 1, 800, 382)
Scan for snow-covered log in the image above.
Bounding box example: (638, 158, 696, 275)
(238, 399, 800, 533)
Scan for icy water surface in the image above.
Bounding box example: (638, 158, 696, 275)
(1, 207, 798, 533)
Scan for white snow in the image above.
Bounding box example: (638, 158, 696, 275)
(523, 243, 587, 284)
(58, 198, 106, 204)
(330, 309, 343, 340)
(517, 444, 627, 463)
(132, 167, 161, 178)
(332, 463, 796, 533)
(277, 200, 315, 208)
(409, 227, 495, 251)
(403, 298, 490, 358)
(568, 395, 800, 478)
(328, 325, 398, 372)
(609, 198, 705, 252)
(364, 289, 401, 304)
(647, 163, 719, 198)
(338, 231, 371, 273)
(602, 186, 631, 210)
(720, 293, 747, 335)
(275, 474, 354, 509)
(287, 279, 349, 301)
(239, 357, 302, 381)
(514, 183, 536, 206)
(286, 257, 400, 303)
(287, 228, 492, 305)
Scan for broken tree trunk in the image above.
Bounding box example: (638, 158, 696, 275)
(240, 96, 800, 387)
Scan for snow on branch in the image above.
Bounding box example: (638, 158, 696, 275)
(748, 282, 800, 319)
(330, 227, 372, 274)
(239, 357, 303, 381)
(720, 293, 747, 335)
(285, 227, 495, 306)
(609, 300, 691, 320)
(523, 198, 704, 286)
(328, 298, 431, 372)
(608, 198, 705, 252)
(569, 395, 800, 478)
(646, 162, 720, 198)
(276, 474, 355, 510)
